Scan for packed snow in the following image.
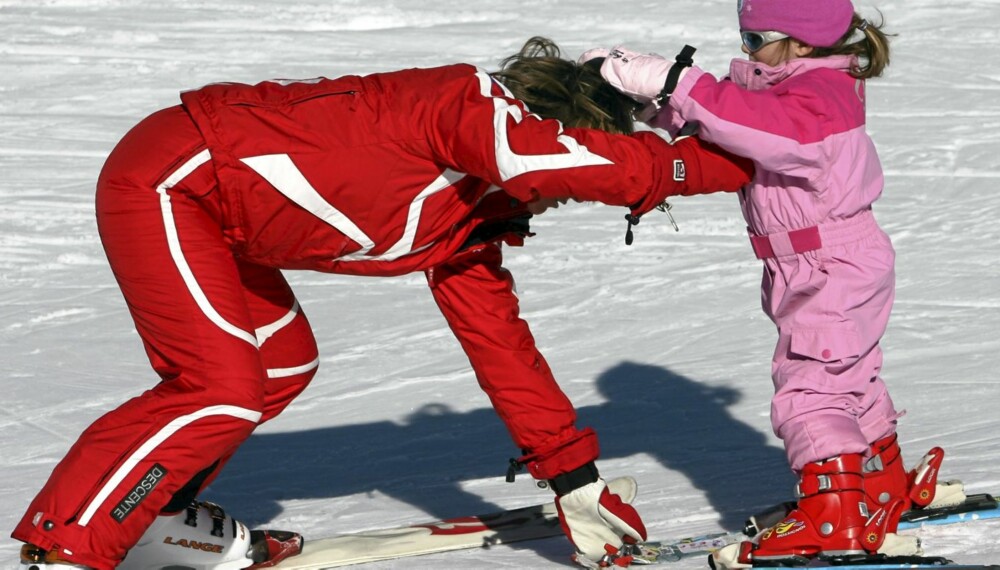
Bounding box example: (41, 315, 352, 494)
(2, 0, 998, 567)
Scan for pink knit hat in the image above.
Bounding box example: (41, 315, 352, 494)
(737, 0, 855, 48)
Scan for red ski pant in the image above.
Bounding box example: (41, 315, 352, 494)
(12, 107, 319, 569)
(14, 107, 600, 568)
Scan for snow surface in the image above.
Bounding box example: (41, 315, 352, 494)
(2, 0, 999, 567)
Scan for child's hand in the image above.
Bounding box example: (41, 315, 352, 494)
(578, 47, 611, 65)
(581, 46, 674, 105)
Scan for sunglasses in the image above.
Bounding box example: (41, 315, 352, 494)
(740, 30, 789, 52)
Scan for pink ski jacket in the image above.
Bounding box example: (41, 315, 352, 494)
(659, 55, 883, 236)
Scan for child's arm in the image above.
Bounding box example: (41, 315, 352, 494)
(590, 46, 841, 180)
(668, 67, 834, 180)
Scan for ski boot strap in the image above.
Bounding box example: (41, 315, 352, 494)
(862, 497, 907, 552)
(795, 470, 862, 498)
(909, 447, 944, 507)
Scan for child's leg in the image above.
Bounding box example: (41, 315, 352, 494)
(858, 382, 901, 446)
(766, 230, 897, 471)
(770, 327, 883, 471)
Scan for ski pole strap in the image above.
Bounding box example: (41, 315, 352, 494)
(547, 461, 599, 496)
(658, 45, 696, 103)
(506, 457, 525, 483)
(624, 213, 641, 245)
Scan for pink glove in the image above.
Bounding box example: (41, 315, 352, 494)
(555, 478, 648, 567)
(580, 45, 696, 107)
(578, 47, 611, 64)
(581, 46, 673, 105)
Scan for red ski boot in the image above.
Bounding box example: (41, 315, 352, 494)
(862, 434, 966, 555)
(865, 435, 966, 514)
(865, 435, 923, 524)
(863, 434, 919, 554)
(712, 454, 903, 569)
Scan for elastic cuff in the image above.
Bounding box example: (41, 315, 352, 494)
(780, 414, 868, 472)
(521, 427, 600, 480)
(548, 461, 599, 496)
(13, 513, 118, 569)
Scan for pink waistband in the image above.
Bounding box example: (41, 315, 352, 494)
(748, 209, 877, 259)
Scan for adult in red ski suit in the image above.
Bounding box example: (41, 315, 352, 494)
(14, 47, 751, 569)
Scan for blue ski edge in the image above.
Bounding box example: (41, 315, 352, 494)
(899, 505, 1000, 529)
(753, 564, 1000, 570)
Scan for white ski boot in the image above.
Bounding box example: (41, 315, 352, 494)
(18, 502, 300, 569)
(120, 501, 256, 569)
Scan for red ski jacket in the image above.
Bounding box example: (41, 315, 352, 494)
(175, 64, 751, 477)
(181, 64, 750, 276)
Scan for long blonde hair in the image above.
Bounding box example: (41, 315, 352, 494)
(812, 12, 893, 79)
(491, 37, 639, 134)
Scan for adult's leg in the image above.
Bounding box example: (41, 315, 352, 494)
(236, 260, 319, 425)
(13, 108, 269, 568)
(160, 260, 321, 512)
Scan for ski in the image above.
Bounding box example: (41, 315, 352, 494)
(269, 500, 563, 569)
(627, 493, 1000, 565)
(645, 545, 1000, 568)
(270, 490, 999, 569)
(753, 564, 1000, 569)
(744, 493, 1000, 535)
(270, 477, 642, 569)
(900, 493, 1000, 526)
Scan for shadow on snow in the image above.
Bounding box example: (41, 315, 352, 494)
(209, 361, 793, 559)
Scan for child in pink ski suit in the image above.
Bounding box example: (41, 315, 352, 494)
(584, 0, 964, 565)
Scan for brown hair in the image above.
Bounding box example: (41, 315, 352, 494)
(812, 12, 893, 79)
(491, 37, 640, 135)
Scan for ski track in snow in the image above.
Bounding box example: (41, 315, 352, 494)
(2, 0, 999, 567)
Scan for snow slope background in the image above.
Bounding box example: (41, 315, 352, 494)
(2, 0, 998, 567)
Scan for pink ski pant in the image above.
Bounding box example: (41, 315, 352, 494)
(762, 213, 902, 472)
(12, 107, 320, 569)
